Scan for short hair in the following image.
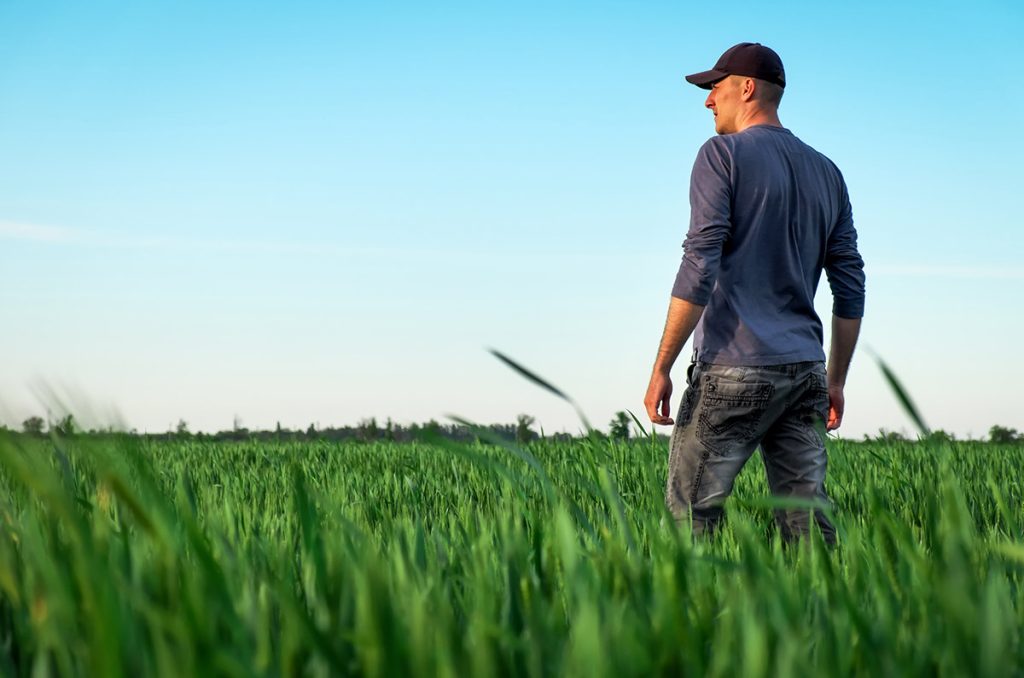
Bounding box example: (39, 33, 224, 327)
(756, 79, 784, 108)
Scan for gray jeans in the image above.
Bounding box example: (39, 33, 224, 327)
(665, 360, 835, 544)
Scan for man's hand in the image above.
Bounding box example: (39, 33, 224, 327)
(645, 370, 675, 425)
(825, 315, 860, 432)
(644, 297, 706, 426)
(826, 384, 845, 431)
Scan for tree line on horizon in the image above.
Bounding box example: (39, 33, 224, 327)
(7, 412, 643, 444)
(5, 414, 1023, 446)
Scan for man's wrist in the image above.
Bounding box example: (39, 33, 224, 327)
(653, 362, 673, 376)
(653, 351, 678, 375)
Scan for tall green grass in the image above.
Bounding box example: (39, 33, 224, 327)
(1, 427, 1023, 676)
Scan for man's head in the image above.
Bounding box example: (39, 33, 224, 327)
(703, 75, 784, 134)
(685, 43, 786, 135)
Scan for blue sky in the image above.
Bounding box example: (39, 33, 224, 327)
(1, 0, 1022, 438)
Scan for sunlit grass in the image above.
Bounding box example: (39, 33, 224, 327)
(0, 425, 1022, 676)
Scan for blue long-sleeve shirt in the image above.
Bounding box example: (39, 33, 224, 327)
(671, 124, 865, 366)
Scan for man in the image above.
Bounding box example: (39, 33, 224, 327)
(643, 43, 865, 543)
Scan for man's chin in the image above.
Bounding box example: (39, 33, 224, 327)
(714, 120, 734, 135)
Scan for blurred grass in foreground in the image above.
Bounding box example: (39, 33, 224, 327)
(1, 428, 1023, 676)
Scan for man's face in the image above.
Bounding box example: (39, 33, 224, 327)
(705, 76, 742, 134)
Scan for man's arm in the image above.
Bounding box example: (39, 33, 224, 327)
(825, 315, 861, 431)
(645, 140, 731, 425)
(822, 178, 865, 432)
(644, 296, 706, 425)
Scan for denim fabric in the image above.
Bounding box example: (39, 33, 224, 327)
(665, 360, 835, 544)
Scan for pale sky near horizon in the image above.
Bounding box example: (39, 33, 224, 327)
(2, 1, 1022, 439)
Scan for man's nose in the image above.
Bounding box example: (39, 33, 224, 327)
(705, 91, 714, 109)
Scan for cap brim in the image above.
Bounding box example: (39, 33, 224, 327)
(684, 69, 727, 89)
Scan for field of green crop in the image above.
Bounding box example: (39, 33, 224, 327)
(1, 428, 1023, 676)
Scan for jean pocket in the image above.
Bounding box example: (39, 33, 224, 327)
(696, 375, 774, 453)
(804, 372, 830, 422)
(676, 384, 699, 430)
(686, 361, 700, 387)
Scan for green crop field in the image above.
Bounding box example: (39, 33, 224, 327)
(1, 427, 1024, 677)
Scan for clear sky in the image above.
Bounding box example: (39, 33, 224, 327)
(1, 0, 1022, 439)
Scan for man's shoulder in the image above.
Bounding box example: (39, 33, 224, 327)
(699, 127, 787, 164)
(693, 129, 847, 184)
(697, 133, 739, 155)
(772, 129, 844, 172)
(691, 135, 735, 177)
(740, 127, 845, 175)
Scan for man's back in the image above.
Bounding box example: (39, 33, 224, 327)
(671, 124, 865, 366)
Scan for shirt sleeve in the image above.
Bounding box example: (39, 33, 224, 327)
(824, 179, 866, 318)
(671, 138, 733, 305)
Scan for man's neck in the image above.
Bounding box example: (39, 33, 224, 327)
(736, 109, 783, 133)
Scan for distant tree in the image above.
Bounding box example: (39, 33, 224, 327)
(175, 419, 190, 437)
(53, 414, 77, 437)
(989, 425, 1020, 444)
(228, 415, 248, 440)
(870, 429, 908, 444)
(306, 423, 317, 438)
(22, 416, 45, 435)
(515, 414, 537, 444)
(923, 429, 956, 445)
(357, 418, 379, 442)
(609, 411, 632, 441)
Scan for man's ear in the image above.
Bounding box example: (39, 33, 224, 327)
(741, 77, 756, 101)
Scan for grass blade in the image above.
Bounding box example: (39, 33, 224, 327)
(488, 348, 593, 432)
(866, 348, 930, 437)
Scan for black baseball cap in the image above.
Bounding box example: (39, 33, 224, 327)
(685, 42, 786, 90)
